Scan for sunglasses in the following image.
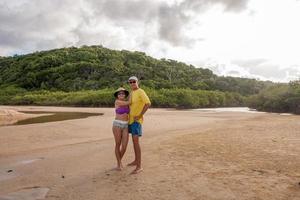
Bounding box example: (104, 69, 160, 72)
(118, 92, 125, 95)
(129, 81, 136, 84)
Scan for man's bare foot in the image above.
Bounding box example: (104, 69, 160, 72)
(130, 168, 143, 174)
(127, 161, 137, 166)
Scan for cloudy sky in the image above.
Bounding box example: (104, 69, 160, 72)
(1, 0, 300, 82)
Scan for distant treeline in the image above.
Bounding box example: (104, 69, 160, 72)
(0, 86, 244, 108)
(247, 81, 300, 114)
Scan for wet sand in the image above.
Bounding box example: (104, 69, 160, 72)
(0, 106, 300, 200)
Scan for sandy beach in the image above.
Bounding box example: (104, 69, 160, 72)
(0, 106, 300, 200)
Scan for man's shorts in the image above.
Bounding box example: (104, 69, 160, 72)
(128, 121, 142, 137)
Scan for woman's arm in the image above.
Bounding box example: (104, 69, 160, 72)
(115, 100, 130, 106)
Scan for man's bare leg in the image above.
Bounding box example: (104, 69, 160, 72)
(127, 135, 141, 166)
(130, 135, 143, 174)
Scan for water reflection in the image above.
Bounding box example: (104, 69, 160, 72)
(13, 111, 103, 125)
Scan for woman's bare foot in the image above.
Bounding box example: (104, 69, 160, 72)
(112, 166, 122, 171)
(117, 167, 123, 171)
(113, 162, 123, 171)
(127, 161, 137, 166)
(130, 167, 143, 174)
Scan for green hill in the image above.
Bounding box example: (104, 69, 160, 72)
(0, 45, 276, 108)
(0, 45, 272, 94)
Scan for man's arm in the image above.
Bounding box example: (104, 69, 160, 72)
(134, 89, 151, 121)
(134, 103, 151, 121)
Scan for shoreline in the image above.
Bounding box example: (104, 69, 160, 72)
(0, 106, 266, 127)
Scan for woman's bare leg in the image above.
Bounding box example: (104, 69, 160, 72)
(120, 128, 129, 160)
(112, 126, 122, 170)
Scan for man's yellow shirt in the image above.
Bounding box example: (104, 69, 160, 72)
(129, 88, 151, 124)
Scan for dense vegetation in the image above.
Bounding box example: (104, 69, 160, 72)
(247, 80, 300, 114)
(0, 45, 285, 109)
(0, 87, 244, 108)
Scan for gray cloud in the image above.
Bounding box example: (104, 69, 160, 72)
(232, 58, 268, 69)
(227, 70, 242, 75)
(158, 4, 194, 46)
(180, 0, 249, 12)
(0, 30, 21, 47)
(0, 0, 251, 55)
(231, 59, 283, 79)
(168, 0, 250, 45)
(87, 0, 194, 46)
(196, 58, 300, 82)
(231, 59, 300, 81)
(249, 64, 300, 81)
(0, 0, 87, 54)
(92, 0, 158, 22)
(156, 0, 250, 46)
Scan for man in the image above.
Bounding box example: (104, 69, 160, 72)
(127, 76, 151, 174)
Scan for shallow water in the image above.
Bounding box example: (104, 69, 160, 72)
(194, 107, 264, 113)
(12, 111, 103, 125)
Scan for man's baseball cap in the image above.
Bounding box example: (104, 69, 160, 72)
(128, 76, 138, 82)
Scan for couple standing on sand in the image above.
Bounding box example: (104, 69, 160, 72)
(112, 76, 151, 174)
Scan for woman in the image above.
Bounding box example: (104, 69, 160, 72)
(112, 87, 130, 170)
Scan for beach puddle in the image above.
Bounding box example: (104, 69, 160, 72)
(12, 111, 103, 126)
